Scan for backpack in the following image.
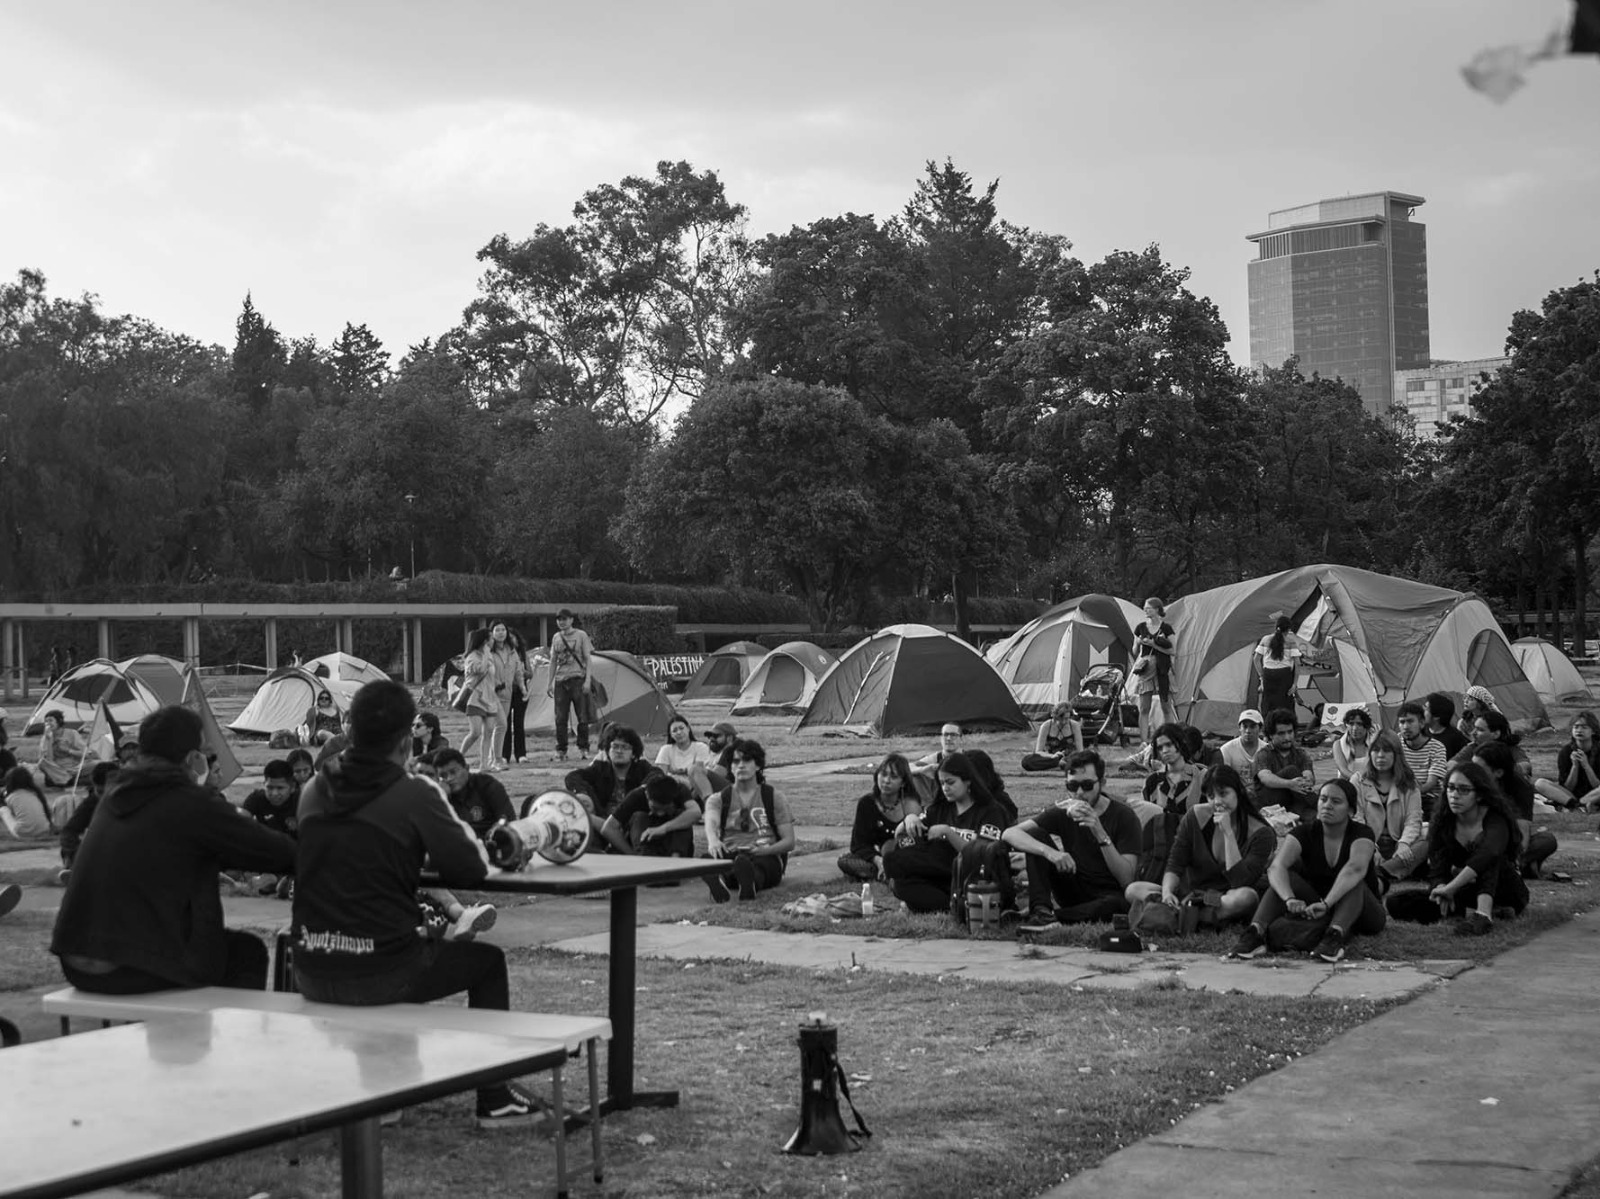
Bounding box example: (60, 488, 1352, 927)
(717, 784, 788, 868)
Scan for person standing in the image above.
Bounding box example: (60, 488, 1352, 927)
(1132, 598, 1175, 747)
(547, 609, 595, 764)
(457, 627, 501, 773)
(484, 621, 521, 772)
(1255, 614, 1304, 723)
(498, 627, 531, 765)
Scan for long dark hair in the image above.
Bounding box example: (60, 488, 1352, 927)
(1201, 763, 1266, 847)
(3, 766, 45, 802)
(466, 626, 492, 655)
(1435, 760, 1523, 859)
(936, 751, 997, 810)
(1269, 615, 1290, 660)
(1476, 709, 1521, 748)
(872, 753, 913, 805)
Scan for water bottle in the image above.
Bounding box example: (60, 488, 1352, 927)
(965, 865, 1001, 933)
(860, 882, 874, 918)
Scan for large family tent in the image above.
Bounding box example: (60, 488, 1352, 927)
(680, 641, 767, 701)
(795, 624, 1030, 737)
(117, 654, 188, 707)
(523, 651, 678, 739)
(305, 652, 390, 686)
(1167, 564, 1547, 735)
(230, 665, 361, 737)
(1511, 637, 1592, 704)
(730, 642, 837, 716)
(22, 659, 166, 734)
(985, 594, 1146, 717)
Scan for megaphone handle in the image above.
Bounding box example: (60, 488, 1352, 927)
(827, 1047, 871, 1139)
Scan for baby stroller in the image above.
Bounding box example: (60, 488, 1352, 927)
(1072, 664, 1128, 746)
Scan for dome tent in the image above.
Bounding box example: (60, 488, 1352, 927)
(730, 641, 837, 716)
(1167, 564, 1547, 736)
(304, 652, 390, 686)
(795, 624, 1030, 737)
(1511, 637, 1592, 704)
(117, 654, 188, 707)
(523, 650, 678, 740)
(23, 659, 165, 735)
(681, 641, 767, 701)
(985, 594, 1147, 718)
(230, 665, 363, 737)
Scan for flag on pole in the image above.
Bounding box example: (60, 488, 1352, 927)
(180, 666, 242, 789)
(80, 693, 123, 763)
(1462, 0, 1600, 102)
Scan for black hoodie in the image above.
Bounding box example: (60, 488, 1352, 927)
(292, 749, 489, 979)
(50, 760, 296, 986)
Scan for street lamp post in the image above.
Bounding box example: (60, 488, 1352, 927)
(404, 492, 417, 578)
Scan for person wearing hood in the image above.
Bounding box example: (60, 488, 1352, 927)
(50, 706, 296, 993)
(289, 678, 539, 1129)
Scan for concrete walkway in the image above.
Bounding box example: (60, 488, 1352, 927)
(1038, 909, 1600, 1199)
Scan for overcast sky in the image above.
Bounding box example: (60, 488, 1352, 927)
(2, 0, 1595, 368)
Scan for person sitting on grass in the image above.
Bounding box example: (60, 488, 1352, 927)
(564, 724, 659, 840)
(1385, 761, 1527, 936)
(408, 710, 448, 768)
(909, 722, 964, 804)
(1534, 711, 1600, 813)
(1228, 777, 1386, 964)
(1456, 685, 1501, 743)
(301, 690, 344, 747)
(701, 720, 738, 792)
(0, 707, 16, 775)
(1253, 708, 1316, 823)
(51, 706, 297, 993)
(966, 749, 1019, 824)
(882, 750, 1011, 915)
(1125, 763, 1275, 928)
(239, 758, 300, 898)
(33, 709, 89, 790)
(406, 754, 496, 941)
(2, 766, 56, 840)
(1129, 723, 1205, 884)
(58, 760, 118, 880)
(654, 715, 715, 796)
(1424, 692, 1469, 760)
(1021, 704, 1083, 772)
(291, 679, 539, 1128)
(433, 748, 515, 842)
(1350, 730, 1424, 887)
(1003, 749, 1140, 933)
(1474, 742, 1557, 881)
(837, 753, 921, 882)
(1459, 709, 1532, 780)
(600, 773, 703, 859)
(1331, 707, 1374, 780)
(1398, 701, 1449, 816)
(702, 738, 795, 903)
(1217, 710, 1265, 796)
(287, 747, 315, 794)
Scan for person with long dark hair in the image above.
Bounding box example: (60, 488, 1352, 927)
(409, 711, 448, 766)
(1126, 764, 1275, 927)
(457, 626, 500, 772)
(1131, 599, 1176, 747)
(2, 766, 55, 839)
(964, 749, 1018, 825)
(1331, 707, 1373, 780)
(837, 753, 921, 882)
(1254, 614, 1303, 721)
(1021, 703, 1083, 772)
(1534, 711, 1600, 812)
(1462, 709, 1531, 779)
(497, 627, 531, 765)
(1474, 741, 1558, 880)
(1386, 761, 1527, 935)
(1228, 777, 1385, 963)
(1351, 729, 1424, 884)
(885, 751, 1012, 914)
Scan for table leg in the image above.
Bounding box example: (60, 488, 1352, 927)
(604, 884, 681, 1112)
(338, 1117, 382, 1199)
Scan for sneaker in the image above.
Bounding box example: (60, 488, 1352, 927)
(1313, 927, 1346, 963)
(0, 883, 21, 919)
(449, 903, 497, 942)
(837, 856, 876, 882)
(1019, 911, 1063, 934)
(704, 872, 731, 904)
(1455, 911, 1493, 937)
(475, 1082, 545, 1130)
(731, 854, 758, 900)
(1228, 924, 1267, 959)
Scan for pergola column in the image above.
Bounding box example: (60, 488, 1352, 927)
(263, 618, 278, 671)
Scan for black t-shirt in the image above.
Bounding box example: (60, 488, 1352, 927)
(1288, 820, 1376, 894)
(1134, 621, 1175, 678)
(447, 773, 515, 840)
(921, 795, 1010, 861)
(1024, 799, 1141, 896)
(612, 781, 690, 827)
(1429, 725, 1468, 761)
(243, 790, 299, 839)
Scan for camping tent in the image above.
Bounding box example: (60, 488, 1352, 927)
(985, 594, 1147, 717)
(1511, 637, 1593, 704)
(730, 642, 837, 716)
(795, 624, 1031, 737)
(230, 666, 361, 737)
(1166, 564, 1547, 735)
(305, 652, 390, 686)
(117, 654, 187, 707)
(523, 651, 678, 739)
(23, 659, 166, 735)
(681, 641, 767, 702)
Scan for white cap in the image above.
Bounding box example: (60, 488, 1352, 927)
(1238, 709, 1265, 725)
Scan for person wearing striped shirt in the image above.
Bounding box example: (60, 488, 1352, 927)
(1397, 702, 1446, 816)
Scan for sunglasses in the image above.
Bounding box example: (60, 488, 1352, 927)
(1063, 779, 1097, 793)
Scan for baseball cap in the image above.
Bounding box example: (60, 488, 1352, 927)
(709, 720, 737, 737)
(1238, 709, 1265, 726)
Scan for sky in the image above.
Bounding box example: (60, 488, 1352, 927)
(2, 0, 1596, 369)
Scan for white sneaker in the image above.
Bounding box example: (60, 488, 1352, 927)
(449, 903, 497, 942)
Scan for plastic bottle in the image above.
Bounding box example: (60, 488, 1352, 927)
(860, 881, 874, 917)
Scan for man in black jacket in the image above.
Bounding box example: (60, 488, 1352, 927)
(290, 678, 538, 1129)
(562, 724, 659, 838)
(51, 707, 296, 992)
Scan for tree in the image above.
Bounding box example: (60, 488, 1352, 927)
(460, 160, 750, 425)
(229, 292, 286, 410)
(329, 322, 389, 399)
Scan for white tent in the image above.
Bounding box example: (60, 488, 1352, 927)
(304, 652, 390, 686)
(523, 651, 678, 739)
(730, 642, 836, 716)
(985, 595, 1147, 718)
(231, 666, 360, 737)
(23, 659, 165, 735)
(1511, 638, 1592, 704)
(117, 654, 188, 707)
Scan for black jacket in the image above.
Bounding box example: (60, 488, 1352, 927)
(564, 759, 660, 819)
(50, 761, 296, 986)
(292, 750, 489, 979)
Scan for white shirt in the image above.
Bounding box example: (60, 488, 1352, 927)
(655, 740, 713, 778)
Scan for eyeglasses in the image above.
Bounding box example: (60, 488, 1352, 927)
(1063, 779, 1097, 793)
(1445, 784, 1476, 795)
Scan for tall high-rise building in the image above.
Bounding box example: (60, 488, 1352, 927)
(1246, 191, 1430, 416)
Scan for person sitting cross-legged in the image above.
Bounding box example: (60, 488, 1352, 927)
(1228, 778, 1386, 964)
(1385, 761, 1528, 936)
(1125, 764, 1275, 929)
(1473, 742, 1556, 882)
(1533, 710, 1600, 813)
(702, 738, 795, 902)
(882, 750, 1011, 914)
(291, 679, 541, 1128)
(1004, 749, 1140, 933)
(1253, 708, 1316, 823)
(600, 773, 703, 859)
(1350, 730, 1425, 887)
(1021, 704, 1083, 773)
(837, 753, 921, 882)
(564, 725, 660, 843)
